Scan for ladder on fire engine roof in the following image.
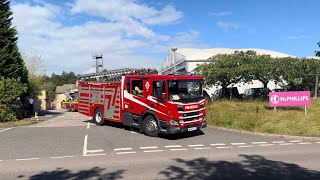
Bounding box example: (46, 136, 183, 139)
(78, 68, 158, 82)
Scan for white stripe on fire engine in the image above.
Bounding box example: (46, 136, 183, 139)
(168, 99, 205, 106)
(179, 113, 203, 119)
(178, 108, 205, 114)
(124, 91, 167, 116)
(147, 96, 167, 107)
(121, 77, 125, 109)
(179, 119, 202, 124)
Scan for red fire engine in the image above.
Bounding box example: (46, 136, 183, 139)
(78, 68, 206, 137)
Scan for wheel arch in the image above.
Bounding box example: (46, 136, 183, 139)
(139, 110, 160, 132)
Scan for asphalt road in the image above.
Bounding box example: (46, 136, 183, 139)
(0, 111, 320, 179)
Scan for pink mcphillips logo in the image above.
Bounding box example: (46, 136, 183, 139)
(269, 91, 311, 107)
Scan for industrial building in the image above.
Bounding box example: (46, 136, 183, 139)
(159, 48, 296, 96)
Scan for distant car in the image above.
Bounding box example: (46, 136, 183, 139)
(243, 88, 270, 99)
(271, 88, 285, 92)
(211, 87, 241, 100)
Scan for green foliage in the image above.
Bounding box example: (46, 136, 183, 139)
(0, 77, 27, 122)
(0, 0, 28, 84)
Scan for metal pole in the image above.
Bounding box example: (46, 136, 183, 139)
(315, 74, 319, 98)
(171, 48, 177, 73)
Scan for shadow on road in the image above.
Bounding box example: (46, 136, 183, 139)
(159, 154, 320, 180)
(159, 130, 205, 140)
(18, 167, 125, 180)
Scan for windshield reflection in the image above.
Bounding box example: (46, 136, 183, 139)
(168, 80, 203, 101)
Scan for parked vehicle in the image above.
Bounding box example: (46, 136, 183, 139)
(243, 88, 270, 99)
(78, 68, 206, 137)
(211, 87, 241, 100)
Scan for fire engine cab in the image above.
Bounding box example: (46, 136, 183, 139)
(78, 68, 206, 137)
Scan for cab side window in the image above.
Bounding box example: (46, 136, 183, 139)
(152, 81, 166, 99)
(132, 80, 143, 96)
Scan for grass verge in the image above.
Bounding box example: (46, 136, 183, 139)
(0, 119, 35, 128)
(206, 99, 320, 135)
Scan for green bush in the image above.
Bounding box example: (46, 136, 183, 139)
(0, 77, 27, 122)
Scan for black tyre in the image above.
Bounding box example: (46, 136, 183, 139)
(93, 108, 105, 126)
(143, 115, 159, 137)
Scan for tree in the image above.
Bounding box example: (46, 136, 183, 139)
(24, 55, 47, 96)
(0, 0, 28, 83)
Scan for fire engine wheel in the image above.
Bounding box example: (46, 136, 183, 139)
(143, 115, 159, 137)
(93, 108, 105, 126)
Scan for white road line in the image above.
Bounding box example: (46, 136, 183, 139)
(16, 158, 39, 161)
(83, 135, 88, 155)
(143, 150, 164, 153)
(298, 142, 312, 145)
(87, 149, 104, 153)
(114, 148, 133, 151)
(84, 153, 107, 157)
(272, 141, 285, 144)
(259, 144, 275, 146)
(188, 144, 204, 147)
(46, 115, 53, 118)
(316, 142, 320, 144)
(216, 146, 232, 149)
(251, 142, 267, 144)
(165, 145, 182, 148)
(116, 151, 137, 155)
(140, 146, 158, 149)
(210, 143, 226, 146)
(231, 143, 246, 145)
(170, 148, 188, 151)
(131, 131, 137, 134)
(237, 145, 254, 148)
(0, 160, 3, 162)
(290, 140, 303, 143)
(50, 156, 74, 159)
(87, 122, 90, 129)
(194, 147, 211, 150)
(0, 128, 12, 133)
(58, 116, 64, 118)
(280, 143, 294, 145)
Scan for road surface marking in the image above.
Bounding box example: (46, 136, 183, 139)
(58, 116, 64, 118)
(231, 143, 246, 145)
(272, 141, 285, 144)
(131, 131, 137, 134)
(259, 144, 275, 146)
(50, 156, 74, 159)
(210, 143, 226, 146)
(290, 140, 302, 143)
(194, 147, 211, 150)
(316, 142, 320, 144)
(237, 145, 254, 148)
(0, 128, 12, 133)
(140, 146, 158, 149)
(87, 149, 104, 153)
(280, 143, 294, 146)
(46, 115, 53, 117)
(84, 153, 106, 157)
(0, 160, 3, 162)
(87, 122, 90, 129)
(114, 148, 133, 151)
(216, 146, 232, 149)
(16, 158, 39, 161)
(165, 145, 182, 148)
(143, 150, 164, 153)
(251, 142, 267, 144)
(83, 135, 88, 155)
(116, 151, 137, 155)
(298, 142, 312, 145)
(170, 148, 188, 151)
(188, 144, 204, 147)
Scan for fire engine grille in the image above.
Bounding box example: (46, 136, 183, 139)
(182, 111, 200, 122)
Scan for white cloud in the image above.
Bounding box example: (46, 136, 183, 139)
(288, 35, 311, 39)
(209, 11, 232, 17)
(11, 0, 191, 75)
(217, 21, 240, 31)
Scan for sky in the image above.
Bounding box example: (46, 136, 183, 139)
(10, 0, 320, 75)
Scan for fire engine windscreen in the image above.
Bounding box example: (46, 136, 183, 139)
(168, 80, 203, 101)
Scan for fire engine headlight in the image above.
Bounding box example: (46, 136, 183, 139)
(169, 120, 179, 126)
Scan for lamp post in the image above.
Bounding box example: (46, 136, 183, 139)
(171, 48, 178, 73)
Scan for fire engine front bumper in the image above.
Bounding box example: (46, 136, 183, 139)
(160, 121, 207, 134)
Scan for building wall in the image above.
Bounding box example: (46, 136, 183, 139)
(56, 94, 67, 110)
(37, 90, 47, 110)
